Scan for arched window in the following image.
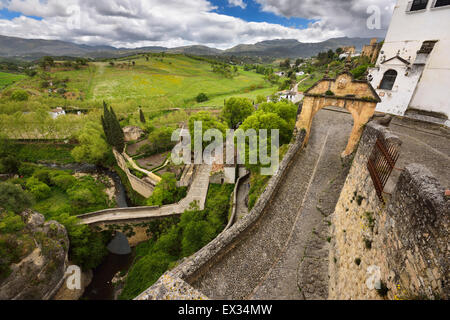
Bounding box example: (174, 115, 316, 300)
(379, 70, 398, 90)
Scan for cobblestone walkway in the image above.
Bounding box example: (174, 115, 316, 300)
(190, 109, 353, 300)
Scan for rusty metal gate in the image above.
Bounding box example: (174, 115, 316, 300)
(367, 136, 400, 202)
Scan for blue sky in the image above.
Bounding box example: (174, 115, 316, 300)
(0, 8, 41, 20)
(211, 0, 315, 29)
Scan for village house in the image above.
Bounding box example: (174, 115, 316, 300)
(49, 107, 66, 119)
(368, 0, 450, 125)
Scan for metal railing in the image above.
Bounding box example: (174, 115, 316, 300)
(367, 136, 400, 202)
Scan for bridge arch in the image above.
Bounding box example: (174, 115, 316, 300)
(296, 72, 381, 157)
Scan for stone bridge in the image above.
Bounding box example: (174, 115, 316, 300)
(137, 108, 356, 300)
(77, 164, 211, 227)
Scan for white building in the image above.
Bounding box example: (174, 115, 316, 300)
(49, 107, 66, 119)
(368, 0, 450, 124)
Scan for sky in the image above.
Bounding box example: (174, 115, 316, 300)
(0, 0, 396, 49)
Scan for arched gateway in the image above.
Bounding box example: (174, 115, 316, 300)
(296, 71, 381, 157)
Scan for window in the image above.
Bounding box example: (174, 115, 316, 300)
(379, 70, 398, 90)
(408, 0, 429, 11)
(434, 0, 450, 7)
(418, 40, 438, 54)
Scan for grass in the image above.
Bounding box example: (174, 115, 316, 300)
(1, 54, 273, 138)
(0, 72, 26, 90)
(5, 55, 269, 113)
(14, 143, 76, 164)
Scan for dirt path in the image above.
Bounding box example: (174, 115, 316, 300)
(189, 108, 353, 300)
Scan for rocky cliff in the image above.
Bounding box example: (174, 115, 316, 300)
(0, 210, 69, 300)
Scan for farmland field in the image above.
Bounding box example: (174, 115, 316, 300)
(4, 54, 276, 113)
(0, 71, 26, 89)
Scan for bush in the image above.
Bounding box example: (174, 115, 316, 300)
(0, 156, 20, 174)
(0, 182, 33, 213)
(10, 90, 29, 101)
(26, 177, 51, 201)
(196, 93, 208, 103)
(51, 173, 77, 191)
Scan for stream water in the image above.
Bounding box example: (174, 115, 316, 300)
(42, 163, 136, 300)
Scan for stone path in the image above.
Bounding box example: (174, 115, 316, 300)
(123, 152, 162, 184)
(79, 164, 211, 225)
(389, 117, 450, 187)
(236, 175, 250, 221)
(189, 109, 353, 300)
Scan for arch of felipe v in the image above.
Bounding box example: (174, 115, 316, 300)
(296, 69, 381, 157)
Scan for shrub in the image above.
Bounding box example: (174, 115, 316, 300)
(0, 156, 20, 174)
(0, 182, 33, 213)
(51, 174, 77, 191)
(10, 90, 29, 101)
(26, 177, 51, 201)
(196, 93, 208, 103)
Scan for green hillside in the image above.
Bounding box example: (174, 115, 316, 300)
(3, 54, 275, 112)
(0, 72, 26, 89)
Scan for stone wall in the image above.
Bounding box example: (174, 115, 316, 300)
(113, 149, 154, 198)
(329, 122, 448, 300)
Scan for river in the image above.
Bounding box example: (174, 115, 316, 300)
(42, 163, 136, 300)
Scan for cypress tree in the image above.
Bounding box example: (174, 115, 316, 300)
(101, 102, 114, 146)
(139, 107, 146, 123)
(101, 102, 124, 152)
(110, 106, 125, 152)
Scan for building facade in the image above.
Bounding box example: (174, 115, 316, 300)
(368, 0, 450, 123)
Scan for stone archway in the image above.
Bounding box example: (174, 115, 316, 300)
(296, 72, 381, 157)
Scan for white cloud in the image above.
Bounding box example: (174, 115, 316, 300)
(228, 0, 246, 9)
(255, 0, 396, 38)
(0, 0, 393, 49)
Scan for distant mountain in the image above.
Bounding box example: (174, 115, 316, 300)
(223, 37, 381, 58)
(0, 35, 381, 60)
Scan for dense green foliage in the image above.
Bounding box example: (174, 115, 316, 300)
(137, 127, 177, 157)
(221, 97, 254, 129)
(146, 173, 187, 206)
(188, 111, 227, 149)
(10, 90, 29, 101)
(0, 182, 33, 214)
(119, 184, 234, 300)
(71, 121, 110, 164)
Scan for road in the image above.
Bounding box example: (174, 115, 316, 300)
(188, 108, 353, 300)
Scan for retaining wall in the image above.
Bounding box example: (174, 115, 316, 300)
(329, 122, 449, 300)
(113, 149, 155, 198)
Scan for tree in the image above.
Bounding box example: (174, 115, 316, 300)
(11, 90, 29, 101)
(0, 182, 33, 214)
(40, 56, 54, 70)
(139, 107, 146, 124)
(221, 97, 254, 129)
(351, 64, 369, 80)
(72, 121, 109, 164)
(258, 101, 298, 126)
(196, 93, 208, 103)
(146, 173, 185, 206)
(101, 102, 125, 152)
(256, 95, 267, 104)
(188, 111, 227, 149)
